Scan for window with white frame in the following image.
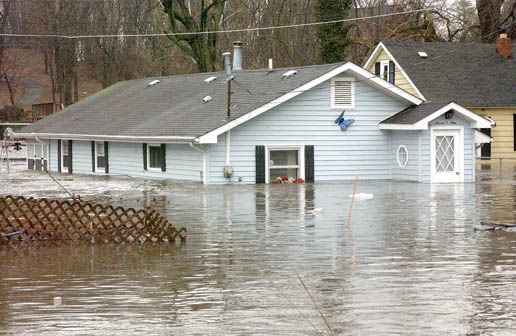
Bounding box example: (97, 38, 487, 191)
(267, 146, 303, 182)
(380, 60, 390, 81)
(331, 78, 354, 108)
(95, 141, 106, 172)
(397, 145, 409, 168)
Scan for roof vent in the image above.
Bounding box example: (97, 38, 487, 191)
(147, 79, 160, 87)
(281, 70, 297, 79)
(204, 76, 217, 83)
(418, 51, 428, 58)
(232, 41, 243, 70)
(202, 96, 212, 103)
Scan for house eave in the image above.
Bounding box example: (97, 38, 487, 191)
(13, 132, 196, 143)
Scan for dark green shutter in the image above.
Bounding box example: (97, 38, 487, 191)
(388, 61, 395, 84)
(255, 145, 265, 183)
(143, 143, 147, 170)
(68, 140, 73, 174)
(160, 144, 166, 172)
(91, 141, 95, 172)
(513, 114, 516, 151)
(57, 139, 61, 173)
(374, 62, 381, 76)
(104, 142, 109, 173)
(304, 145, 314, 183)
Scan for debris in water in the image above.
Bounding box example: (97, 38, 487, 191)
(351, 193, 373, 200)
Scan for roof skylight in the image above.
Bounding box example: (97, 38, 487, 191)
(418, 51, 428, 58)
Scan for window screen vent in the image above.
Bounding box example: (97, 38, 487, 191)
(333, 80, 353, 107)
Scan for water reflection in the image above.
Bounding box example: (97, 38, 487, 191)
(1, 166, 515, 335)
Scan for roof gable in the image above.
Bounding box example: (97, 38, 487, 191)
(365, 41, 516, 107)
(363, 42, 426, 100)
(379, 102, 493, 130)
(197, 62, 423, 143)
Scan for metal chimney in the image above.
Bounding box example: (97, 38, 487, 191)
(232, 41, 243, 70)
(222, 52, 232, 78)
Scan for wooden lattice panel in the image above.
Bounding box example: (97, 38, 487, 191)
(0, 195, 186, 246)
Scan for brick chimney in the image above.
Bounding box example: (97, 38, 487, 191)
(496, 33, 512, 57)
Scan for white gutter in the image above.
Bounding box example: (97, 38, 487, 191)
(13, 132, 195, 143)
(189, 142, 207, 184)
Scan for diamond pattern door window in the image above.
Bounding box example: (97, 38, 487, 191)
(435, 135, 455, 172)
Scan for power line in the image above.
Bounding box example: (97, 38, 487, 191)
(0, 7, 435, 39)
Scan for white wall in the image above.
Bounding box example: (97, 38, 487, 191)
(207, 73, 409, 184)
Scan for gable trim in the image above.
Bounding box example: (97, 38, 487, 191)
(196, 62, 423, 144)
(379, 102, 493, 130)
(363, 42, 427, 101)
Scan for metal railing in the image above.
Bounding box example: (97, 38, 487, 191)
(477, 156, 516, 178)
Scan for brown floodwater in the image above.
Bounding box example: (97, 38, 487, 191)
(1, 162, 515, 335)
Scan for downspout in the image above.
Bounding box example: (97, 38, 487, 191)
(189, 142, 207, 184)
(222, 50, 234, 180)
(225, 130, 231, 168)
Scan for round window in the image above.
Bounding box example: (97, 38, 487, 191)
(397, 145, 408, 168)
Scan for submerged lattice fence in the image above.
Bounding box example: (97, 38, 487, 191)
(0, 195, 186, 246)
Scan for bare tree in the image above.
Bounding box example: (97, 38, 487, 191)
(476, 0, 503, 42)
(161, 0, 227, 72)
(82, 0, 174, 88)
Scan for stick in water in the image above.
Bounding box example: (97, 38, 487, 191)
(347, 176, 358, 227)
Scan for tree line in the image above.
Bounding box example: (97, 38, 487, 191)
(0, 0, 514, 109)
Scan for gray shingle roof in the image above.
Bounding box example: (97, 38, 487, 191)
(20, 63, 344, 139)
(380, 102, 449, 124)
(382, 41, 516, 107)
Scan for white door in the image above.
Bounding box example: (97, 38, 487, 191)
(431, 128, 463, 183)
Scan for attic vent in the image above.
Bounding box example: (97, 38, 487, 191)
(418, 51, 428, 58)
(331, 78, 354, 108)
(204, 76, 217, 83)
(281, 70, 297, 79)
(147, 79, 160, 87)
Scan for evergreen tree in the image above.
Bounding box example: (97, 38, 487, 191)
(315, 0, 352, 64)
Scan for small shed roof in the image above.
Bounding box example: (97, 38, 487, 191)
(379, 102, 493, 130)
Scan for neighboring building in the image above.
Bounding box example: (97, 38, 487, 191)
(363, 34, 516, 159)
(15, 47, 490, 184)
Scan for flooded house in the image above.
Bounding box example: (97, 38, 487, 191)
(15, 43, 491, 184)
(363, 34, 515, 160)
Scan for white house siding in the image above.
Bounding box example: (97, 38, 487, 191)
(207, 75, 409, 184)
(44, 140, 202, 182)
(108, 142, 203, 182)
(390, 131, 421, 182)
